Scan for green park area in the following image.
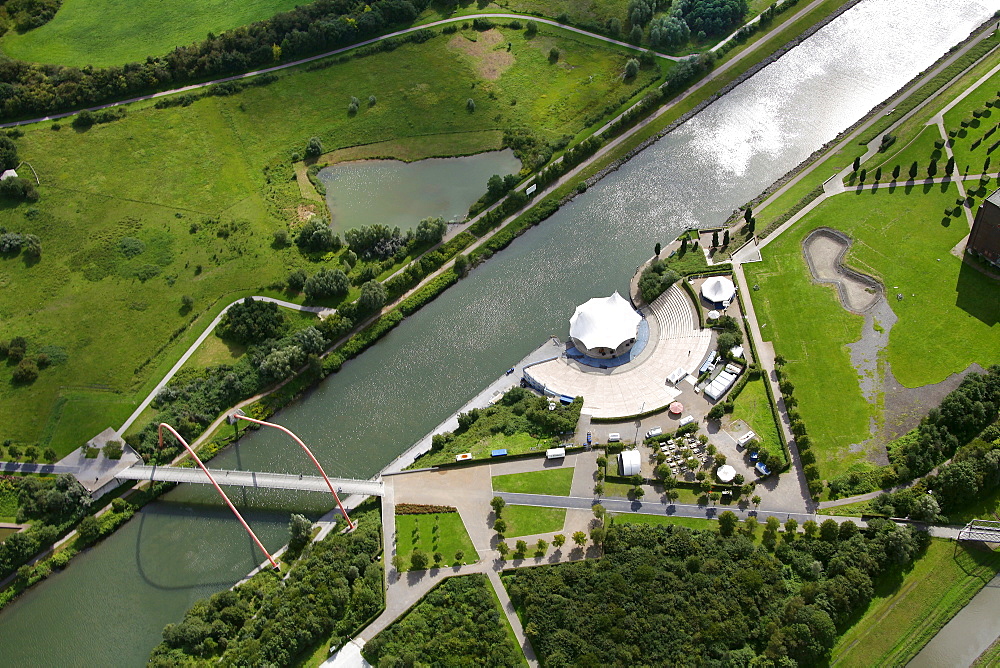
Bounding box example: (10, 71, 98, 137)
(830, 540, 1000, 666)
(502, 505, 565, 537)
(728, 377, 781, 458)
(745, 181, 999, 481)
(492, 467, 574, 495)
(0, 0, 301, 67)
(394, 512, 478, 570)
(0, 23, 643, 456)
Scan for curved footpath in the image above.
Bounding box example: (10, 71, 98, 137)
(0, 13, 686, 130)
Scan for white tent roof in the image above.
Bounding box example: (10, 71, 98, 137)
(569, 291, 641, 351)
(702, 276, 736, 304)
(619, 449, 641, 476)
(716, 464, 737, 483)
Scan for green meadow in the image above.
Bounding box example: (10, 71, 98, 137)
(0, 0, 302, 67)
(0, 26, 659, 454)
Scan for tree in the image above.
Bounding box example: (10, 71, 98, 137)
(102, 441, 123, 460)
(590, 527, 605, 545)
(491, 496, 506, 517)
(892, 164, 900, 179)
(552, 534, 566, 549)
(288, 513, 312, 551)
(515, 539, 528, 555)
(909, 493, 941, 522)
(630, 25, 642, 44)
(723, 229, 730, 246)
(927, 159, 937, 178)
(21, 234, 40, 258)
(433, 551, 443, 566)
(358, 280, 387, 313)
(803, 519, 818, 539)
(525, 20, 537, 36)
(369, 95, 377, 107)
(680, 237, 688, 254)
(624, 58, 640, 79)
(874, 166, 882, 182)
(286, 269, 307, 292)
(859, 168, 866, 183)
(784, 517, 798, 536)
(305, 136, 324, 158)
(415, 216, 447, 246)
(496, 541, 510, 557)
(303, 268, 350, 300)
(466, 98, 476, 112)
(348, 97, 359, 114)
(744, 207, 753, 223)
(536, 539, 548, 554)
(12, 359, 38, 383)
(747, 217, 756, 235)
(909, 160, 918, 179)
(391, 554, 405, 572)
(295, 217, 339, 253)
(572, 531, 587, 546)
(633, 486, 645, 499)
(712, 230, 719, 247)
(718, 510, 738, 536)
(453, 254, 469, 277)
(549, 47, 560, 63)
(410, 549, 428, 569)
(23, 445, 37, 461)
(852, 156, 860, 172)
(654, 242, 661, 256)
(743, 516, 758, 537)
(43, 447, 56, 463)
(493, 518, 507, 535)
(819, 518, 840, 542)
(946, 155, 955, 174)
(592, 504, 606, 522)
(594, 482, 604, 497)
(0, 136, 18, 170)
(76, 515, 102, 545)
(751, 494, 761, 509)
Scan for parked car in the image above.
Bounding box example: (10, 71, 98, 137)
(608, 433, 621, 442)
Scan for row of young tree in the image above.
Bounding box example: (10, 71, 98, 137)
(507, 517, 927, 666)
(0, 0, 432, 120)
(150, 506, 383, 666)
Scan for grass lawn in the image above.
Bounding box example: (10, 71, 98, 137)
(612, 513, 717, 532)
(0, 26, 649, 451)
(503, 505, 566, 537)
(863, 125, 945, 182)
(973, 634, 1000, 667)
(492, 467, 574, 495)
(831, 539, 1000, 667)
(394, 512, 478, 570)
(728, 378, 781, 458)
(745, 182, 999, 480)
(0, 0, 302, 67)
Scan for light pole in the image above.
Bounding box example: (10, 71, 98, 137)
(633, 401, 645, 444)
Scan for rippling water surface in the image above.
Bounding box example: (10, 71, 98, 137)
(0, 0, 994, 663)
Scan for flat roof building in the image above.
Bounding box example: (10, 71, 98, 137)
(969, 189, 1000, 268)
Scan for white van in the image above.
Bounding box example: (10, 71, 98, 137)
(645, 426, 663, 439)
(608, 433, 621, 442)
(678, 415, 695, 427)
(545, 447, 566, 460)
(737, 431, 757, 448)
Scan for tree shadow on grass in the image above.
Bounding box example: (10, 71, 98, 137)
(955, 258, 1000, 326)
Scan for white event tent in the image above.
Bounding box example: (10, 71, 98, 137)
(569, 291, 642, 359)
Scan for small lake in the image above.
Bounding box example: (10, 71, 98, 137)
(318, 149, 521, 234)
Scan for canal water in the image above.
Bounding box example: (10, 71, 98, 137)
(0, 0, 995, 664)
(319, 150, 522, 235)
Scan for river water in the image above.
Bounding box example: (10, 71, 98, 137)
(0, 1, 995, 664)
(318, 150, 522, 235)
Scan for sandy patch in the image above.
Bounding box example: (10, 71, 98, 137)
(449, 29, 514, 81)
(802, 227, 882, 313)
(297, 204, 318, 222)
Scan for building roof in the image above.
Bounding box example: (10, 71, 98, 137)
(702, 276, 736, 304)
(569, 291, 641, 351)
(619, 449, 641, 476)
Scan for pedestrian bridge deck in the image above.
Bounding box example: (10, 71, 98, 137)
(116, 465, 384, 496)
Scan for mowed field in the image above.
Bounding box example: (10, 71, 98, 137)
(0, 0, 302, 67)
(745, 182, 999, 479)
(0, 26, 661, 454)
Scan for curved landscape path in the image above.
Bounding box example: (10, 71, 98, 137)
(0, 13, 689, 129)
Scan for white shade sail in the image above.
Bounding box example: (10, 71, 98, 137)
(716, 464, 737, 483)
(702, 276, 736, 304)
(569, 292, 641, 351)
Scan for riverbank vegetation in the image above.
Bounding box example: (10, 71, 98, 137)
(505, 517, 928, 665)
(363, 574, 525, 667)
(149, 504, 383, 666)
(412, 387, 582, 467)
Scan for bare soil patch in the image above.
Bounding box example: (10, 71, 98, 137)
(296, 204, 318, 222)
(882, 362, 985, 441)
(449, 29, 514, 81)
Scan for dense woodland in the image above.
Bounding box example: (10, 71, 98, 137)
(149, 506, 383, 666)
(506, 518, 927, 665)
(363, 574, 524, 667)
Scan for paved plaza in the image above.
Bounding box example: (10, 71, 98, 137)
(526, 285, 713, 419)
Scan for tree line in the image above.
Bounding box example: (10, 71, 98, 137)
(0, 0, 432, 120)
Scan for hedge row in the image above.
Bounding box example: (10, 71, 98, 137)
(395, 504, 457, 515)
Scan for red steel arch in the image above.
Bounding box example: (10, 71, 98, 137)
(157, 422, 279, 570)
(232, 414, 356, 531)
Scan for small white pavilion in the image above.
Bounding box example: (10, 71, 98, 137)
(702, 276, 736, 306)
(619, 449, 641, 476)
(569, 292, 641, 359)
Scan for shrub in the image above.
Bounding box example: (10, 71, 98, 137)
(304, 268, 350, 300)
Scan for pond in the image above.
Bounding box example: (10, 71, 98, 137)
(318, 149, 522, 235)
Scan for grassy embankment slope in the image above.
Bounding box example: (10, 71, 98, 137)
(0, 25, 659, 455)
(0, 0, 302, 67)
(744, 48, 1000, 483)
